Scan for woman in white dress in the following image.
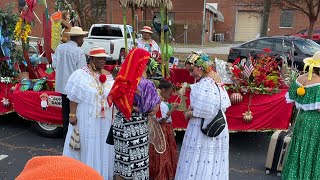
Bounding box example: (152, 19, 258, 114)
(63, 47, 115, 180)
(175, 51, 231, 180)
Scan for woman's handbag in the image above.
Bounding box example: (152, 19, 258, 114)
(200, 110, 226, 137)
(106, 125, 114, 145)
(69, 127, 80, 150)
(106, 105, 115, 145)
(200, 83, 226, 138)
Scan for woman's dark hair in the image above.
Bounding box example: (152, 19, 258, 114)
(158, 79, 173, 90)
(314, 67, 320, 76)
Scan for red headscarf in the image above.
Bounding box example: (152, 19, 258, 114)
(107, 48, 150, 120)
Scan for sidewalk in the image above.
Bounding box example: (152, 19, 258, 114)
(172, 42, 238, 55)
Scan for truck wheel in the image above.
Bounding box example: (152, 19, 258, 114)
(32, 122, 62, 138)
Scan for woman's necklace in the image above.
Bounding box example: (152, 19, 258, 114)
(88, 65, 108, 117)
(88, 65, 104, 96)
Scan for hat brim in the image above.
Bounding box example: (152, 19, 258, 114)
(140, 30, 153, 34)
(303, 57, 320, 68)
(65, 31, 88, 36)
(88, 53, 111, 58)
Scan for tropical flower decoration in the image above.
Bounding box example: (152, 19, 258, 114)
(51, 11, 62, 51)
(14, 0, 37, 43)
(148, 57, 160, 75)
(14, 17, 31, 43)
(193, 52, 213, 73)
(227, 53, 283, 95)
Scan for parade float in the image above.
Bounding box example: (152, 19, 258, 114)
(169, 51, 296, 132)
(3, 0, 294, 137)
(0, 7, 20, 115)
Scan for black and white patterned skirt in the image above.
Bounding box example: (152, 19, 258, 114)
(113, 111, 149, 180)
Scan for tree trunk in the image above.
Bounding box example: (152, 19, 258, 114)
(307, 16, 316, 39)
(122, 6, 128, 55)
(165, 8, 169, 78)
(131, 6, 136, 46)
(260, 0, 271, 37)
(160, 6, 165, 77)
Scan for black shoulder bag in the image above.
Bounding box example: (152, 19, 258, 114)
(106, 105, 115, 145)
(200, 83, 226, 137)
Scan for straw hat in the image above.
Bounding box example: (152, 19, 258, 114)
(16, 156, 103, 180)
(65, 26, 88, 36)
(303, 51, 320, 80)
(87, 47, 110, 58)
(140, 26, 153, 34)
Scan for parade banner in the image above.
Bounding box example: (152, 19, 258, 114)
(12, 84, 62, 124)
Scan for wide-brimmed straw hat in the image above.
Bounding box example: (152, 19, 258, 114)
(65, 26, 88, 36)
(140, 26, 153, 34)
(303, 51, 320, 80)
(87, 47, 110, 58)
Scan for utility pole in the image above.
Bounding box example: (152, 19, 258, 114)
(201, 0, 206, 45)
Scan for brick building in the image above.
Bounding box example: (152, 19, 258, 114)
(2, 0, 320, 44)
(108, 0, 320, 44)
(213, 0, 320, 42)
(0, 0, 56, 38)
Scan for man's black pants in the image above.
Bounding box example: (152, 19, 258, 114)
(61, 94, 70, 139)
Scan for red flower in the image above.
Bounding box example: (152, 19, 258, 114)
(232, 58, 241, 65)
(99, 74, 107, 83)
(232, 66, 241, 78)
(263, 48, 271, 53)
(149, 43, 153, 47)
(264, 80, 275, 88)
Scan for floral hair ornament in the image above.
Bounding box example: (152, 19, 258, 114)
(303, 51, 320, 80)
(194, 52, 213, 73)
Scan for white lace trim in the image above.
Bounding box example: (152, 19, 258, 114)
(285, 92, 320, 111)
(190, 77, 231, 120)
(65, 69, 114, 105)
(295, 78, 320, 88)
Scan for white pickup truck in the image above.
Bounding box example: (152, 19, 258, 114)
(81, 24, 135, 64)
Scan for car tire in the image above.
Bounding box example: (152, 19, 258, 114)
(32, 122, 62, 138)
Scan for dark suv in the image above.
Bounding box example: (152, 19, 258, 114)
(227, 36, 320, 70)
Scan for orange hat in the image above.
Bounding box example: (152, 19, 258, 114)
(16, 156, 104, 180)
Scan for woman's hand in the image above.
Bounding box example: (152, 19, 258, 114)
(149, 104, 160, 116)
(171, 102, 179, 111)
(69, 115, 77, 126)
(184, 110, 193, 120)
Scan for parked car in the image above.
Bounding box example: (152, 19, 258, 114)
(227, 36, 320, 70)
(81, 24, 135, 65)
(292, 29, 320, 43)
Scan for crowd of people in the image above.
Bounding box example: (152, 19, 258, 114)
(16, 24, 320, 180)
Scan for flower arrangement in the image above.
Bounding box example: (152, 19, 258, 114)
(227, 52, 283, 95)
(51, 11, 62, 51)
(14, 0, 37, 43)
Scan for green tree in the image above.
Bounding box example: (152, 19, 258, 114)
(55, 0, 107, 30)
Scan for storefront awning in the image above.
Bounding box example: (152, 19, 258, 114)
(206, 3, 224, 22)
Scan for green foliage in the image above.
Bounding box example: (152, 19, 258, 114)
(0, 5, 21, 77)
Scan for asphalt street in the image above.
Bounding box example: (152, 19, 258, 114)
(0, 113, 280, 180)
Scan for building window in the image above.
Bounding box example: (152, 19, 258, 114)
(280, 9, 294, 28)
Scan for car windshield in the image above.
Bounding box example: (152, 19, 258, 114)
(294, 39, 320, 55)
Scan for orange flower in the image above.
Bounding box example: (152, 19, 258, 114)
(51, 11, 62, 22)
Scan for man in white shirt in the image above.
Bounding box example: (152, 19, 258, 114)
(136, 26, 161, 53)
(52, 26, 88, 138)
